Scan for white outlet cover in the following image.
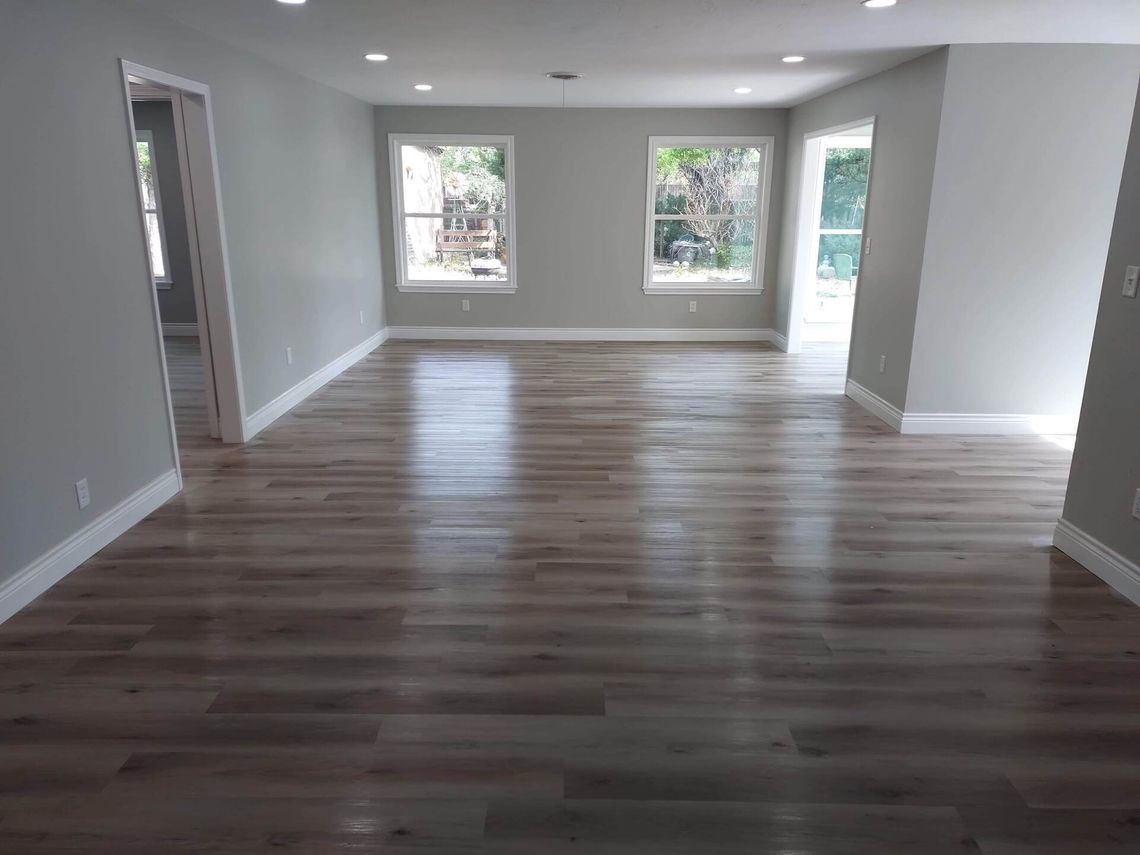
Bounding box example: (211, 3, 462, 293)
(689, 301, 697, 313)
(461, 300, 470, 312)
(286, 347, 293, 365)
(1133, 489, 1140, 521)
(75, 478, 91, 510)
(1124, 266, 1139, 299)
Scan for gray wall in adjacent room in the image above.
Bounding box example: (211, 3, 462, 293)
(374, 107, 787, 330)
(131, 99, 197, 325)
(1061, 81, 1140, 567)
(906, 44, 1140, 418)
(0, 0, 383, 582)
(775, 49, 949, 411)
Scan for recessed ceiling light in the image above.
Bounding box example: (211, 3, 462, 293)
(276, 0, 306, 5)
(413, 83, 433, 91)
(782, 55, 806, 63)
(364, 53, 389, 62)
(733, 87, 753, 95)
(862, 0, 898, 7)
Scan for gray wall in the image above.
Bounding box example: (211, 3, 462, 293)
(0, 0, 384, 580)
(1061, 81, 1140, 565)
(906, 44, 1140, 418)
(375, 107, 787, 330)
(131, 100, 197, 325)
(775, 50, 949, 410)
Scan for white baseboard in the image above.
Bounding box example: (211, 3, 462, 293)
(770, 330, 789, 352)
(243, 329, 387, 440)
(0, 469, 180, 624)
(845, 379, 903, 431)
(161, 323, 199, 337)
(900, 413, 1077, 436)
(1053, 518, 1140, 606)
(386, 326, 781, 343)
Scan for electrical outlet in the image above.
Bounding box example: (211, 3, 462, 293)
(75, 478, 90, 510)
(1132, 489, 1140, 521)
(461, 299, 470, 312)
(689, 301, 697, 313)
(359, 310, 365, 325)
(285, 346, 293, 365)
(1124, 266, 1139, 299)
(879, 355, 887, 374)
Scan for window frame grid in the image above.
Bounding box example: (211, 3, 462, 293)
(135, 130, 173, 288)
(389, 133, 518, 294)
(643, 135, 774, 295)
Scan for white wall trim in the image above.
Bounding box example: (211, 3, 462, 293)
(243, 330, 388, 440)
(1053, 518, 1140, 606)
(161, 323, 199, 337)
(770, 330, 789, 352)
(899, 412, 1078, 435)
(386, 326, 783, 343)
(845, 379, 903, 431)
(0, 470, 180, 624)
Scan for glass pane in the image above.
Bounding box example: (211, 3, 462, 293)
(135, 140, 157, 209)
(405, 216, 508, 282)
(819, 147, 870, 229)
(654, 146, 760, 216)
(650, 218, 755, 283)
(145, 212, 166, 279)
(401, 144, 507, 215)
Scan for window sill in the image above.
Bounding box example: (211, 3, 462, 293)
(396, 282, 517, 295)
(643, 284, 764, 296)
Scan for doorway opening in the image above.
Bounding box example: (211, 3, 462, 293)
(120, 61, 246, 477)
(788, 118, 876, 359)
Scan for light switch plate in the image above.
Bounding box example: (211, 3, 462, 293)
(1132, 489, 1140, 521)
(689, 301, 697, 313)
(75, 478, 91, 510)
(1124, 266, 1139, 299)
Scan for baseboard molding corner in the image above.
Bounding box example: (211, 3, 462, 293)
(770, 330, 789, 352)
(385, 326, 782, 343)
(900, 412, 1077, 436)
(0, 469, 180, 624)
(1053, 518, 1140, 606)
(845, 379, 903, 431)
(161, 323, 199, 337)
(243, 330, 386, 440)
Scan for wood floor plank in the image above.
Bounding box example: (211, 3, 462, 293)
(2, 337, 1133, 852)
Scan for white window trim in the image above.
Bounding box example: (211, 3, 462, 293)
(389, 133, 518, 294)
(135, 129, 173, 289)
(642, 135, 774, 296)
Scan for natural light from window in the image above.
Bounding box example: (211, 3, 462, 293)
(391, 135, 516, 292)
(134, 132, 170, 284)
(644, 137, 772, 293)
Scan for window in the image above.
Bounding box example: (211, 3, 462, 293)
(644, 136, 773, 294)
(134, 130, 171, 287)
(390, 134, 517, 293)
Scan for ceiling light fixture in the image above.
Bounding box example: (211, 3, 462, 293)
(782, 55, 806, 63)
(861, 0, 898, 7)
(364, 53, 389, 62)
(546, 72, 582, 108)
(413, 83, 433, 91)
(733, 87, 753, 94)
(276, 0, 306, 5)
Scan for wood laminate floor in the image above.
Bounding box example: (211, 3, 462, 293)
(3, 339, 1139, 854)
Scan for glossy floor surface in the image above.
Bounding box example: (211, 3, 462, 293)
(3, 340, 1138, 854)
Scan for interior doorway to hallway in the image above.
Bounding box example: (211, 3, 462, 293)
(787, 118, 876, 358)
(120, 60, 247, 471)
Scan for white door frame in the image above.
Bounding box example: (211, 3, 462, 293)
(119, 60, 247, 452)
(787, 116, 878, 357)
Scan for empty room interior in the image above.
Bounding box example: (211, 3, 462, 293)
(4, 0, 1140, 851)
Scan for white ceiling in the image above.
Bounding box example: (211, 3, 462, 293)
(137, 0, 1140, 108)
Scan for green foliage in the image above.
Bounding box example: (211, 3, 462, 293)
(439, 145, 507, 212)
(820, 147, 870, 229)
